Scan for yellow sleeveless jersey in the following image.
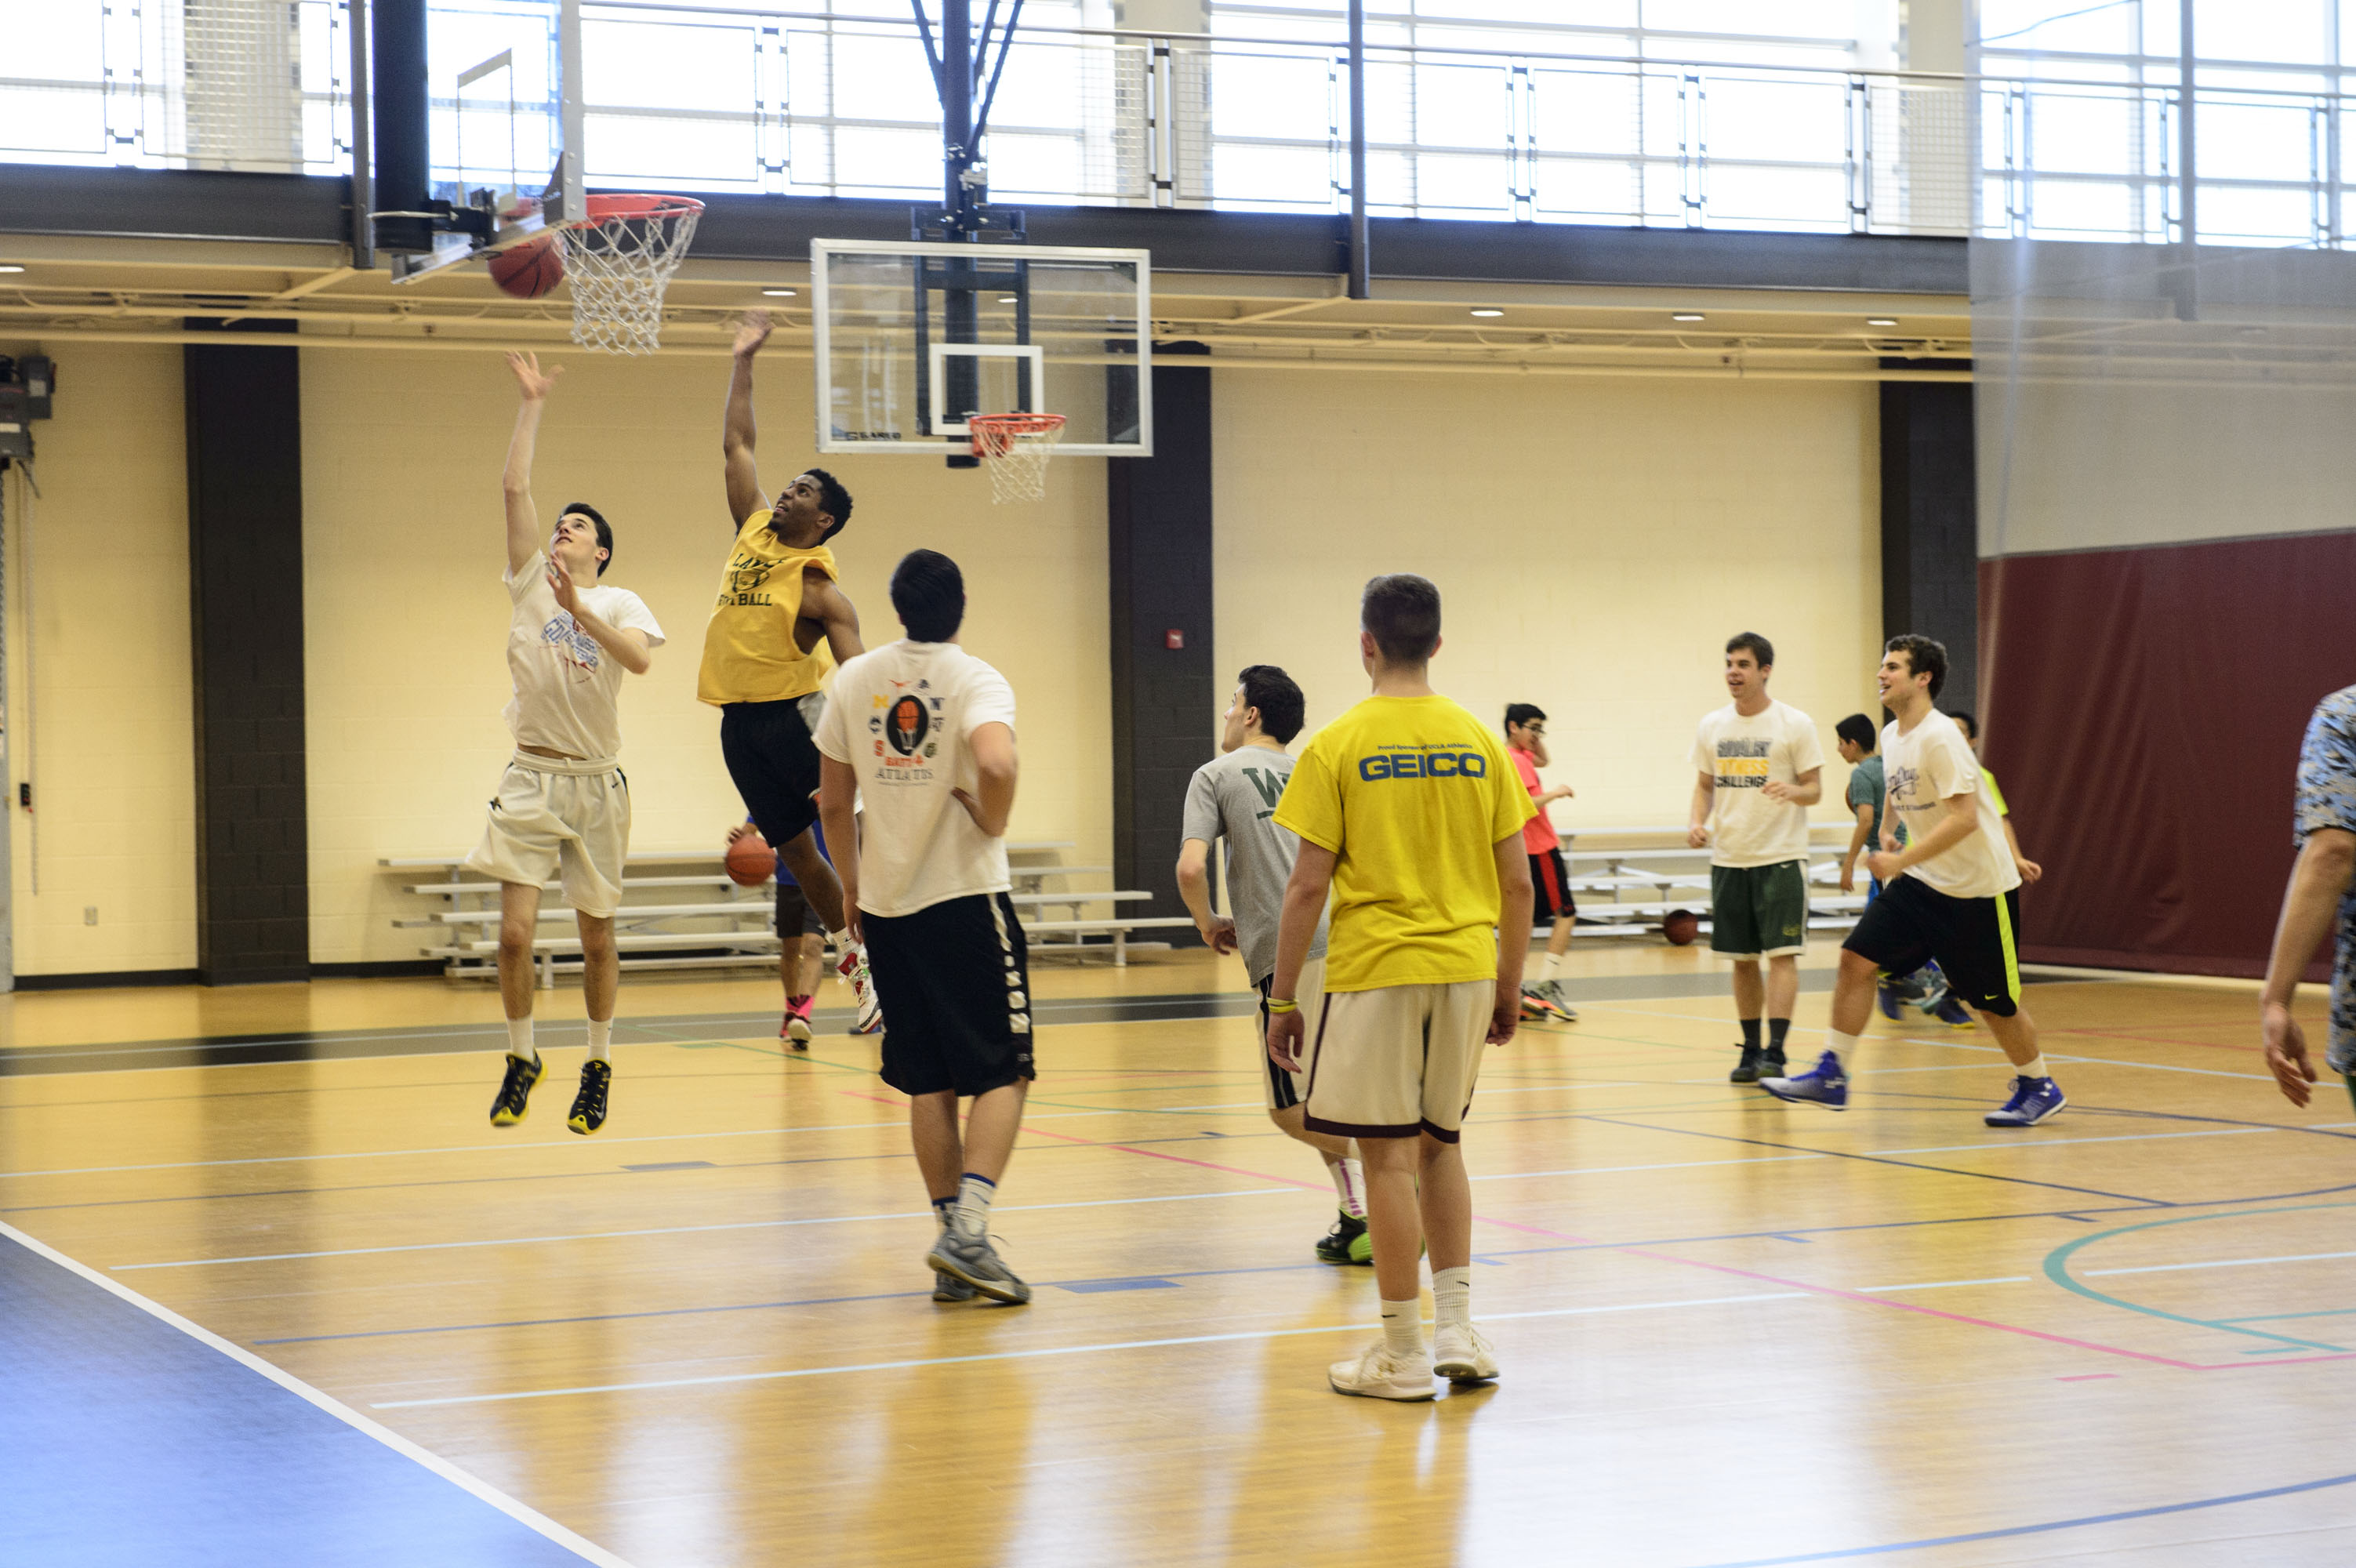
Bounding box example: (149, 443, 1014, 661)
(696, 511, 840, 706)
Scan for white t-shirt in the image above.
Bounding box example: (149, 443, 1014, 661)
(1882, 710, 2020, 899)
(811, 640, 1018, 918)
(1690, 699, 1825, 868)
(502, 550, 665, 762)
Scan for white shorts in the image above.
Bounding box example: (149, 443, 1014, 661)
(1301, 979, 1494, 1143)
(463, 753, 631, 917)
(1255, 955, 1327, 1113)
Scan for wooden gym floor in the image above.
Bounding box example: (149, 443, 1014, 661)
(3, 945, 2354, 1566)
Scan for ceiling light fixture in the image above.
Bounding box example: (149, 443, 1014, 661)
(761, 287, 797, 297)
(1866, 317, 1898, 327)
(998, 295, 1019, 304)
(0, 263, 24, 274)
(1672, 311, 1705, 322)
(1470, 307, 1505, 318)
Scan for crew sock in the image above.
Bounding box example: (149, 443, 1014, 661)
(1740, 1018, 1762, 1051)
(506, 1017, 535, 1062)
(1541, 953, 1565, 982)
(1768, 1018, 1792, 1054)
(1380, 1298, 1425, 1360)
(1333, 1157, 1367, 1219)
(2020, 1054, 2050, 1080)
(1431, 1265, 1472, 1333)
(586, 1018, 612, 1064)
(954, 1172, 996, 1239)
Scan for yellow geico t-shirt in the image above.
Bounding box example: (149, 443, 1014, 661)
(1273, 694, 1535, 993)
(696, 510, 840, 706)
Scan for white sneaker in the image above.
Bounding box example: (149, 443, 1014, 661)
(1328, 1339, 1436, 1401)
(1432, 1323, 1498, 1384)
(839, 945, 884, 1035)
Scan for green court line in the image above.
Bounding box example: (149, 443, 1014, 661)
(2042, 1202, 2356, 1354)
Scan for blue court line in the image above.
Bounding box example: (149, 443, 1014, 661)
(2042, 1203, 2356, 1354)
(1690, 1469, 2356, 1566)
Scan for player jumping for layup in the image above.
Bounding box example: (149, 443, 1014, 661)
(477, 353, 664, 1135)
(704, 308, 880, 1033)
(1762, 635, 2065, 1126)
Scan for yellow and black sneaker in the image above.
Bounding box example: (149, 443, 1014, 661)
(568, 1058, 612, 1135)
(490, 1051, 543, 1127)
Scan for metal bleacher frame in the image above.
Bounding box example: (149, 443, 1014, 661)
(1560, 822, 1868, 940)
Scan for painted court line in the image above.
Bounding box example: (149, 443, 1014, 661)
(1866, 1127, 2277, 1156)
(1471, 1154, 1825, 1181)
(1854, 1276, 2035, 1293)
(0, 1220, 633, 1568)
(110, 1186, 1296, 1271)
(2085, 1248, 2356, 1278)
(368, 1290, 1809, 1409)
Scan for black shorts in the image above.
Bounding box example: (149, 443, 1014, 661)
(864, 891, 1035, 1098)
(1529, 848, 1577, 922)
(1844, 875, 2024, 1018)
(773, 880, 826, 938)
(719, 698, 822, 852)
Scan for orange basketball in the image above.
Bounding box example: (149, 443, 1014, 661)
(488, 234, 564, 299)
(724, 831, 777, 887)
(1662, 909, 1700, 946)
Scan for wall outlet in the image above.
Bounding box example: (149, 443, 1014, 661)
(83, 906, 97, 925)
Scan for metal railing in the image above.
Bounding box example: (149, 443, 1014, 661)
(1, 2, 2351, 248)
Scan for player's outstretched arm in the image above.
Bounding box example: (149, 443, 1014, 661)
(799, 571, 867, 666)
(722, 310, 773, 525)
(2260, 826, 2356, 1105)
(503, 351, 561, 576)
(817, 754, 864, 942)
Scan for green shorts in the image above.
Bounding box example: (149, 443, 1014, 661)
(1709, 860, 1810, 958)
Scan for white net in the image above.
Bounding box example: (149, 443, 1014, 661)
(557, 196, 705, 356)
(971, 415, 1066, 504)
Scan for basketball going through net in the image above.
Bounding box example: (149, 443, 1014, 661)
(968, 413, 1066, 503)
(556, 194, 704, 356)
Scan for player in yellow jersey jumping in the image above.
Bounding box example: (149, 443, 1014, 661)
(702, 309, 881, 1032)
(1265, 574, 1535, 1400)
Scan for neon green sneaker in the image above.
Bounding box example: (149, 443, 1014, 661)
(1316, 1211, 1373, 1265)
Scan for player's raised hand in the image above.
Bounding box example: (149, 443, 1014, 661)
(732, 310, 773, 358)
(2263, 1002, 2318, 1107)
(546, 552, 580, 615)
(506, 350, 562, 401)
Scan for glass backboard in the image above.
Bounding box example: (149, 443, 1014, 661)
(812, 241, 1153, 458)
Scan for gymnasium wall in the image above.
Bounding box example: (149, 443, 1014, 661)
(1211, 370, 1885, 834)
(1, 342, 200, 978)
(299, 347, 1113, 966)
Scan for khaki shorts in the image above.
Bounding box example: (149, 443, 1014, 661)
(463, 753, 631, 917)
(1301, 978, 1494, 1144)
(1255, 955, 1327, 1113)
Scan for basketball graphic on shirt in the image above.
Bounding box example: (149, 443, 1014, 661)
(888, 695, 930, 756)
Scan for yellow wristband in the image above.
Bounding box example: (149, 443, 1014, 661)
(1265, 996, 1299, 1014)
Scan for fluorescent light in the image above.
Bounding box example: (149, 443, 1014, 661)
(1866, 317, 1898, 327)
(1671, 312, 1705, 322)
(998, 295, 1019, 303)
(0, 264, 24, 274)
(761, 287, 797, 297)
(1470, 307, 1505, 318)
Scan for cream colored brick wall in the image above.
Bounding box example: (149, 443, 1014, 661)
(1211, 370, 1883, 837)
(301, 347, 1111, 964)
(2, 342, 198, 976)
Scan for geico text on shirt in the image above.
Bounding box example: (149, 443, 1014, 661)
(1356, 750, 1490, 781)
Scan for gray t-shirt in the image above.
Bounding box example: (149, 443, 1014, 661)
(1182, 746, 1329, 985)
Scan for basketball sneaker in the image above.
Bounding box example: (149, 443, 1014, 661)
(1540, 979, 1577, 1022)
(1729, 1043, 1764, 1083)
(567, 1058, 611, 1136)
(1432, 1323, 1498, 1385)
(1519, 984, 1570, 1023)
(1933, 995, 1976, 1028)
(1328, 1341, 1436, 1401)
(1316, 1211, 1373, 1265)
(489, 1051, 543, 1127)
(1875, 977, 1905, 1021)
(932, 1270, 979, 1302)
(927, 1227, 1031, 1305)
(781, 995, 814, 1050)
(840, 946, 884, 1035)
(1761, 1049, 1849, 1110)
(1984, 1076, 2066, 1127)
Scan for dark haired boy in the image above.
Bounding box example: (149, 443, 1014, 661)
(1178, 666, 1365, 1263)
(702, 307, 882, 1034)
(817, 550, 1032, 1304)
(1762, 634, 2064, 1127)
(1505, 702, 1578, 1022)
(1687, 632, 1824, 1084)
(476, 352, 664, 1138)
(1267, 574, 1534, 1399)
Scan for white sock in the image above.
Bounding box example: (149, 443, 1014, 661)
(1380, 1298, 1425, 1359)
(954, 1172, 996, 1239)
(826, 927, 851, 956)
(1541, 952, 1565, 982)
(932, 1196, 957, 1230)
(1824, 1028, 1860, 1065)
(505, 1017, 535, 1061)
(1333, 1156, 1367, 1220)
(2019, 1054, 2049, 1080)
(586, 1018, 612, 1064)
(1432, 1264, 1472, 1332)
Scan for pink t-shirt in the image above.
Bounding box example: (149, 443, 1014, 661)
(1510, 747, 1559, 852)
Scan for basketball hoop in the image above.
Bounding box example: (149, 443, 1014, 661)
(555, 194, 704, 356)
(967, 413, 1065, 503)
